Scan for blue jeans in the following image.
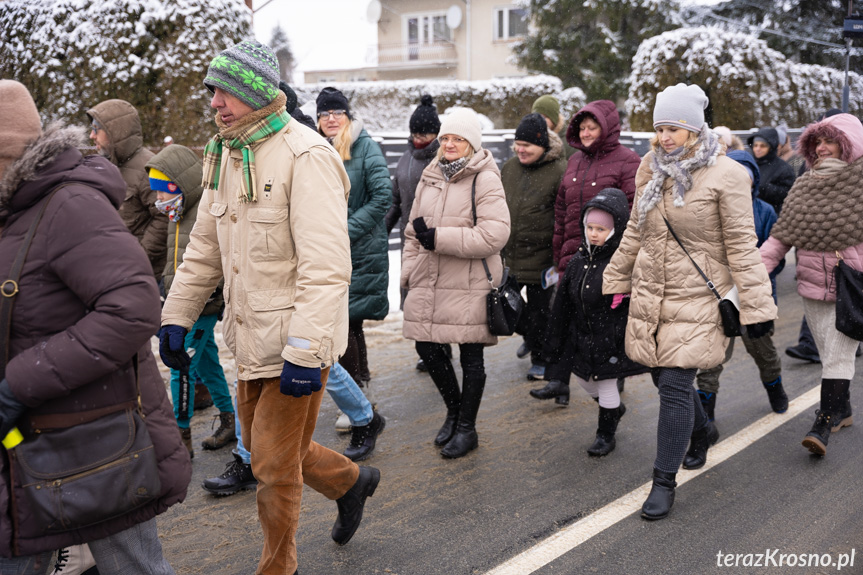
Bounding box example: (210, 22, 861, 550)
(233, 378, 251, 465)
(169, 313, 232, 427)
(0, 518, 173, 575)
(327, 361, 373, 427)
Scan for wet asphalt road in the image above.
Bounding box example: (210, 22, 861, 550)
(157, 264, 863, 575)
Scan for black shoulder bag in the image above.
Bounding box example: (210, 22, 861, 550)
(834, 251, 863, 341)
(470, 176, 524, 336)
(1, 188, 161, 540)
(662, 215, 742, 337)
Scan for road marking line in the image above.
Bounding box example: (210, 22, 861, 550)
(484, 386, 821, 575)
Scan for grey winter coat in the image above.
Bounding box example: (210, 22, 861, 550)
(385, 138, 441, 249)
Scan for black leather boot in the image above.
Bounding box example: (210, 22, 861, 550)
(762, 376, 789, 414)
(641, 468, 677, 520)
(529, 379, 570, 406)
(426, 360, 462, 446)
(831, 379, 853, 432)
(803, 378, 847, 453)
(441, 374, 485, 459)
(587, 403, 626, 456)
(331, 466, 380, 545)
(682, 421, 720, 470)
(344, 411, 386, 462)
(802, 410, 834, 455)
(697, 389, 716, 421)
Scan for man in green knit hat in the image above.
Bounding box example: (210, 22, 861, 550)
(532, 94, 576, 158)
(160, 40, 380, 575)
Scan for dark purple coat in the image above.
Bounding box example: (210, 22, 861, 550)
(552, 100, 640, 272)
(0, 126, 190, 557)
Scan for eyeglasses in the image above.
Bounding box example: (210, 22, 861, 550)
(318, 110, 346, 120)
(90, 122, 103, 134)
(439, 136, 467, 145)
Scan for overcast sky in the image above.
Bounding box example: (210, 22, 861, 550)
(253, 0, 726, 83)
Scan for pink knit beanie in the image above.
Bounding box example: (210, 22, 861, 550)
(585, 207, 614, 230)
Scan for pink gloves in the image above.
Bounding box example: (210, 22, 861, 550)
(611, 293, 630, 309)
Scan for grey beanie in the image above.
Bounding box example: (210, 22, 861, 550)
(776, 124, 789, 146)
(653, 83, 709, 133)
(439, 108, 483, 152)
(204, 40, 281, 110)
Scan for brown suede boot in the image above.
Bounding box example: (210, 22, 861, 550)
(194, 382, 214, 411)
(180, 427, 194, 459)
(202, 412, 236, 450)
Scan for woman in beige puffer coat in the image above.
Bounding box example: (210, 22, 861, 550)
(603, 84, 776, 521)
(402, 108, 510, 459)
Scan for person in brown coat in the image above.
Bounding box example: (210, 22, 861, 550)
(87, 99, 168, 281)
(402, 108, 511, 459)
(604, 84, 776, 521)
(0, 80, 189, 573)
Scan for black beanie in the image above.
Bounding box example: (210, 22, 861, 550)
(409, 94, 441, 134)
(279, 81, 298, 113)
(316, 87, 351, 119)
(515, 113, 550, 150)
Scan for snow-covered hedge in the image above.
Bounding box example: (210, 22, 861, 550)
(0, 0, 251, 146)
(627, 27, 863, 130)
(293, 75, 587, 131)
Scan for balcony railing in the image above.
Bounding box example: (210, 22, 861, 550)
(369, 41, 458, 67)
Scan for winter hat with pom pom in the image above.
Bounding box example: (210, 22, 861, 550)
(0, 80, 42, 178)
(410, 95, 441, 134)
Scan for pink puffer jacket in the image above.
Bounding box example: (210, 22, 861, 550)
(760, 237, 863, 301)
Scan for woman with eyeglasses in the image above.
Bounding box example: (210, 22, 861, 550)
(316, 87, 392, 424)
(401, 108, 511, 459)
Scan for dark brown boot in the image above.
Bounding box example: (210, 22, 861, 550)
(180, 427, 194, 459)
(194, 382, 214, 410)
(201, 412, 236, 450)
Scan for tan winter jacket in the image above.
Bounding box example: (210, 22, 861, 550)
(87, 100, 168, 280)
(603, 150, 777, 369)
(161, 120, 352, 380)
(402, 149, 511, 345)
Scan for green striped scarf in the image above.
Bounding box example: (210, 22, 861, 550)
(202, 110, 290, 202)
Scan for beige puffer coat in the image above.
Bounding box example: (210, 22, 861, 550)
(402, 149, 511, 345)
(161, 120, 352, 380)
(603, 150, 777, 369)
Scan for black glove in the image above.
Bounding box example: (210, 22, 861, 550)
(746, 319, 774, 340)
(158, 325, 191, 370)
(413, 217, 435, 251)
(0, 379, 26, 441)
(280, 361, 322, 397)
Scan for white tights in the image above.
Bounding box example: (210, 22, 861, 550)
(576, 376, 620, 408)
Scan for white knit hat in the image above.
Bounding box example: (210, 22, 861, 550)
(653, 83, 708, 133)
(439, 108, 483, 151)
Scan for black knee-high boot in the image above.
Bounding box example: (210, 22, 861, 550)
(441, 374, 485, 459)
(802, 378, 847, 455)
(426, 360, 462, 446)
(832, 379, 853, 432)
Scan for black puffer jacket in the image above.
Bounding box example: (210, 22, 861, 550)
(544, 188, 648, 381)
(385, 138, 440, 248)
(746, 127, 796, 215)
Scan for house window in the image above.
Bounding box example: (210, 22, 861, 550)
(494, 6, 528, 41)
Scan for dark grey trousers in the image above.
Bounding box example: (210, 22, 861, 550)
(652, 367, 707, 474)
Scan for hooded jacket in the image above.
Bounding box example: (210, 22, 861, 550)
(501, 131, 567, 283)
(0, 124, 190, 557)
(86, 100, 168, 281)
(401, 149, 511, 345)
(603, 144, 777, 370)
(146, 145, 224, 317)
(544, 188, 649, 381)
(553, 100, 641, 272)
(339, 119, 392, 321)
(746, 127, 796, 215)
(385, 138, 441, 249)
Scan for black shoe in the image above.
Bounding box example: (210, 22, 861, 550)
(802, 410, 833, 456)
(587, 403, 626, 457)
(785, 344, 820, 363)
(415, 358, 428, 372)
(331, 466, 380, 545)
(641, 469, 677, 520)
(526, 364, 546, 381)
(202, 452, 257, 496)
(697, 390, 716, 421)
(344, 411, 386, 462)
(682, 421, 720, 470)
(434, 410, 459, 447)
(516, 341, 530, 359)
(441, 428, 478, 459)
(529, 379, 570, 406)
(762, 377, 789, 414)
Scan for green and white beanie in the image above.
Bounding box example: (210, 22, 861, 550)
(204, 40, 281, 110)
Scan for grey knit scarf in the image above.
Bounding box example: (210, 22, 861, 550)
(636, 126, 721, 228)
(439, 156, 468, 181)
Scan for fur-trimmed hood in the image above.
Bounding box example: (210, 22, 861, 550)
(0, 122, 125, 224)
(797, 113, 863, 168)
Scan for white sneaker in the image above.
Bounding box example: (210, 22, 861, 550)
(335, 410, 351, 433)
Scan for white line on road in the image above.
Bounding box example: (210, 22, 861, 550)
(484, 386, 822, 575)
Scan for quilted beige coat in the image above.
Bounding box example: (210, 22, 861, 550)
(603, 150, 777, 369)
(402, 149, 511, 345)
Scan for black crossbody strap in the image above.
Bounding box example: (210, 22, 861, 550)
(661, 215, 722, 301)
(469, 175, 496, 288)
(1, 187, 65, 380)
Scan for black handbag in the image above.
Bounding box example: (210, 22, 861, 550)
(1, 187, 161, 538)
(662, 216, 742, 337)
(469, 176, 524, 336)
(834, 254, 863, 341)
